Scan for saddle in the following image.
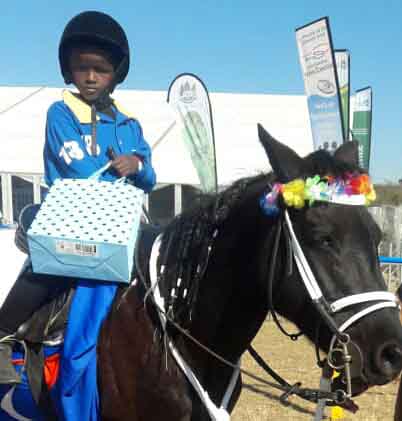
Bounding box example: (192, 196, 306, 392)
(13, 204, 74, 343)
(10, 205, 75, 419)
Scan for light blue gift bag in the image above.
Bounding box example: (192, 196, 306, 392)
(27, 165, 144, 283)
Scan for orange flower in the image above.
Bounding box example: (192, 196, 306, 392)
(358, 174, 372, 194)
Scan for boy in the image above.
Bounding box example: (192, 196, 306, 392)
(0, 10, 156, 398)
(47, 10, 155, 188)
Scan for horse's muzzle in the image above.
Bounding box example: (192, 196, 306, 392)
(331, 339, 402, 397)
(373, 341, 402, 381)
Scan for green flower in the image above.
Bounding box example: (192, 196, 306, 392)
(304, 176, 328, 206)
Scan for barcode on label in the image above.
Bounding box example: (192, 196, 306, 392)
(56, 240, 99, 257)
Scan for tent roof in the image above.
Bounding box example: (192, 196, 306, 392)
(0, 86, 313, 186)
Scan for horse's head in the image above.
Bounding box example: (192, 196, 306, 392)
(258, 124, 402, 397)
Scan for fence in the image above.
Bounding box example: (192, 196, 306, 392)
(0, 172, 201, 227)
(370, 206, 402, 292)
(0, 173, 44, 225)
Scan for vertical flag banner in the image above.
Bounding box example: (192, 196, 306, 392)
(335, 49, 351, 141)
(295, 17, 345, 152)
(167, 73, 218, 193)
(352, 87, 372, 171)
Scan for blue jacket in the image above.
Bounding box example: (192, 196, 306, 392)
(44, 90, 156, 192)
(43, 91, 156, 421)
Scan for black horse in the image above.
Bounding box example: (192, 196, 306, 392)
(95, 125, 402, 421)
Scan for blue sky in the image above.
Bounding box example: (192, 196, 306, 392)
(2, 1, 402, 183)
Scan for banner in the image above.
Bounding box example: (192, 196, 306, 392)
(295, 17, 345, 152)
(335, 50, 350, 141)
(167, 73, 218, 193)
(352, 87, 372, 171)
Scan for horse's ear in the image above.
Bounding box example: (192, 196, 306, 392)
(258, 123, 306, 182)
(334, 140, 359, 167)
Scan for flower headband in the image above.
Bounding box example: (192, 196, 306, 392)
(260, 173, 376, 217)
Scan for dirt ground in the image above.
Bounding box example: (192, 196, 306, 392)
(231, 319, 399, 421)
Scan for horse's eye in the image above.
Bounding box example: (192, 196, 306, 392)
(321, 236, 333, 247)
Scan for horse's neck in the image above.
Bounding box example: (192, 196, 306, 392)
(167, 221, 271, 407)
(188, 219, 272, 361)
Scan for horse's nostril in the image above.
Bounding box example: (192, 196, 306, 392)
(375, 342, 402, 378)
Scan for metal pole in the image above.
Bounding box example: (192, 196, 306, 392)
(1, 173, 13, 224)
(389, 243, 393, 289)
(143, 194, 149, 213)
(33, 175, 42, 204)
(174, 184, 182, 216)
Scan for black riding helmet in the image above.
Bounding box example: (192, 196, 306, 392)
(59, 11, 130, 85)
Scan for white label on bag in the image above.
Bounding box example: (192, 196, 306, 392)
(55, 240, 99, 257)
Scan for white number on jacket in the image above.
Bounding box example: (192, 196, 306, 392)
(59, 141, 85, 165)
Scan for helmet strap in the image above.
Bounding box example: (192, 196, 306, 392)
(90, 55, 129, 156)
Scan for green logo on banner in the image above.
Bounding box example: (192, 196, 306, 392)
(182, 110, 216, 193)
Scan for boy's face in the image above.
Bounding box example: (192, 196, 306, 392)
(69, 46, 116, 103)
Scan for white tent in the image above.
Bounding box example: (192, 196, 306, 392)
(0, 227, 27, 305)
(0, 86, 313, 186)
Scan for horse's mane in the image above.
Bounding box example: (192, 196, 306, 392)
(157, 173, 268, 326)
(157, 148, 363, 327)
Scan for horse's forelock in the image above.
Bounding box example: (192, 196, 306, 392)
(303, 149, 364, 178)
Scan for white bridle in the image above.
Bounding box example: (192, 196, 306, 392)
(285, 209, 398, 399)
(284, 210, 397, 332)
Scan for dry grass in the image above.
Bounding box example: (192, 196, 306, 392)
(232, 320, 399, 421)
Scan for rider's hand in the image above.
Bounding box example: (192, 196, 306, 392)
(110, 154, 142, 177)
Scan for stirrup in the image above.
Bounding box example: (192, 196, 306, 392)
(0, 342, 21, 384)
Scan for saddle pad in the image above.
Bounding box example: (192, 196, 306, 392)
(0, 345, 61, 421)
(27, 178, 144, 283)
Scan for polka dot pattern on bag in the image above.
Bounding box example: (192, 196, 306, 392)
(29, 178, 144, 244)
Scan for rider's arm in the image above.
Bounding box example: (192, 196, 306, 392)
(125, 120, 156, 193)
(44, 102, 98, 187)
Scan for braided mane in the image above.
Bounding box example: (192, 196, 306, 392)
(157, 174, 268, 327)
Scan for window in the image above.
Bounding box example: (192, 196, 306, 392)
(12, 176, 34, 222)
(148, 185, 174, 226)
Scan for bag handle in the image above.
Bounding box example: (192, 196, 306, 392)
(89, 147, 127, 184)
(89, 161, 113, 180)
(88, 161, 127, 184)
